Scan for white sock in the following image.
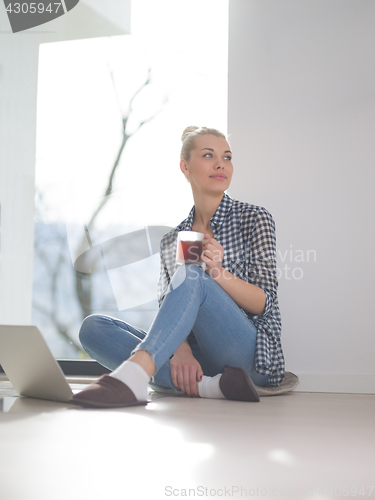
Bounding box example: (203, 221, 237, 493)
(110, 361, 150, 401)
(198, 374, 225, 399)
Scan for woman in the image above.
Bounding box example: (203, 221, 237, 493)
(71, 126, 284, 408)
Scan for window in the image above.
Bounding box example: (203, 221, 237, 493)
(33, 0, 229, 361)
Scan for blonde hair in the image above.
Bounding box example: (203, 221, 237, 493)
(180, 126, 228, 161)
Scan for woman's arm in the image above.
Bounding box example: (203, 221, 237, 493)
(214, 266, 266, 315)
(203, 207, 278, 316)
(202, 236, 266, 315)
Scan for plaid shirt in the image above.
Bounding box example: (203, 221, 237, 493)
(157, 193, 285, 386)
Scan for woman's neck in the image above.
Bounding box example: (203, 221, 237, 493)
(192, 191, 224, 233)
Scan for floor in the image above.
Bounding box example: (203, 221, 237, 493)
(0, 376, 374, 500)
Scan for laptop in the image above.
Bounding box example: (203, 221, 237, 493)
(0, 325, 76, 403)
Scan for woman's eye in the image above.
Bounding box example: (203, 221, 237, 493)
(202, 153, 231, 160)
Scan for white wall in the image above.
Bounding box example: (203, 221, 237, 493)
(0, 1, 130, 324)
(228, 0, 375, 393)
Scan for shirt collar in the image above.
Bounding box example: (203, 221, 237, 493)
(177, 193, 234, 233)
(210, 193, 234, 229)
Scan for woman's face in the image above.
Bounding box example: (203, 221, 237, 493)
(180, 134, 233, 195)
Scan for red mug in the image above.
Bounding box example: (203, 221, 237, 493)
(176, 231, 204, 265)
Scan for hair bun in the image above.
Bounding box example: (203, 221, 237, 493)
(181, 126, 199, 142)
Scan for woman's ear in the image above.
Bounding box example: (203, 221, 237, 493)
(180, 159, 189, 176)
(180, 159, 191, 184)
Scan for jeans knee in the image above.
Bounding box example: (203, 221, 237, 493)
(172, 264, 204, 289)
(79, 314, 101, 349)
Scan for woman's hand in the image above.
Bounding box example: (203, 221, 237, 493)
(202, 234, 224, 279)
(170, 342, 204, 397)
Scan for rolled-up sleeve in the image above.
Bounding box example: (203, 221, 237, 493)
(157, 229, 179, 308)
(157, 248, 169, 308)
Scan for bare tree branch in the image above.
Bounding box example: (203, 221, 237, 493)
(128, 68, 152, 113)
(74, 64, 167, 321)
(130, 98, 168, 136)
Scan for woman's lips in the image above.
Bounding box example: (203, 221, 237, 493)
(210, 174, 227, 180)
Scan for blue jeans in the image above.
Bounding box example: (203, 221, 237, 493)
(79, 265, 269, 392)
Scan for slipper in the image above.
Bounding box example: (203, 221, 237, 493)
(219, 365, 260, 402)
(70, 374, 147, 408)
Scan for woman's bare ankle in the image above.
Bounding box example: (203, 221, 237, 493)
(129, 350, 156, 378)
